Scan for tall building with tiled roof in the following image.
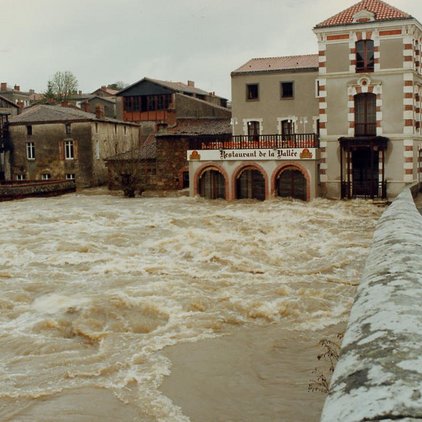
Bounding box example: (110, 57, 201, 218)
(315, 0, 412, 28)
(186, 0, 422, 202)
(313, 0, 422, 200)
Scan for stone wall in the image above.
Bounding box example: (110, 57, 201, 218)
(175, 94, 231, 119)
(155, 137, 189, 190)
(0, 180, 76, 201)
(321, 188, 422, 421)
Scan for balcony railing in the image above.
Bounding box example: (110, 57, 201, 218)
(341, 180, 387, 200)
(189, 133, 319, 150)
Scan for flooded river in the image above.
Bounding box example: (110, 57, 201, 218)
(0, 191, 382, 421)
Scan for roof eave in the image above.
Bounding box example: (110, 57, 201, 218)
(313, 16, 417, 31)
(231, 67, 319, 77)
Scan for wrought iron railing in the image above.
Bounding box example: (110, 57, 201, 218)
(189, 133, 319, 150)
(341, 180, 387, 199)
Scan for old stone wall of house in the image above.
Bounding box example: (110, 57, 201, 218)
(0, 106, 18, 117)
(91, 121, 139, 186)
(175, 94, 231, 119)
(11, 122, 93, 187)
(88, 98, 116, 118)
(155, 137, 189, 190)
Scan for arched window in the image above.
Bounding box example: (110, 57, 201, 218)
(236, 168, 265, 200)
(355, 93, 376, 136)
(276, 168, 307, 201)
(356, 40, 374, 73)
(199, 169, 225, 199)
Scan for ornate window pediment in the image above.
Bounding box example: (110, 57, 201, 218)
(352, 9, 375, 23)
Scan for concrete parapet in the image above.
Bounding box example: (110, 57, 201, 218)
(321, 189, 422, 421)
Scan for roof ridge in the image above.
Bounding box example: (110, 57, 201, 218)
(250, 53, 318, 61)
(315, 0, 412, 28)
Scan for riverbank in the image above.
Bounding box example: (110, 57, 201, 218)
(160, 322, 343, 422)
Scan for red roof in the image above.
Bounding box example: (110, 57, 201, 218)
(232, 54, 319, 74)
(315, 0, 412, 28)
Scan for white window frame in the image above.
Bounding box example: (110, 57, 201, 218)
(41, 173, 51, 180)
(242, 118, 263, 135)
(65, 173, 75, 180)
(16, 174, 25, 181)
(64, 140, 74, 160)
(26, 142, 35, 160)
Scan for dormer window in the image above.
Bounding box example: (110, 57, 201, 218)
(356, 40, 374, 73)
(352, 9, 375, 23)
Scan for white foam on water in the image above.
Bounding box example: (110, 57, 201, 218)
(0, 193, 382, 420)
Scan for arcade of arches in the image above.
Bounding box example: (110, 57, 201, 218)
(196, 165, 309, 201)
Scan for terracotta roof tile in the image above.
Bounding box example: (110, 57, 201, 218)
(157, 118, 231, 137)
(9, 104, 130, 125)
(232, 54, 319, 74)
(315, 0, 412, 28)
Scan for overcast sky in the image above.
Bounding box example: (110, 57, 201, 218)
(0, 0, 420, 99)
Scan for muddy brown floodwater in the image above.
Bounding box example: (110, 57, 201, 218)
(0, 191, 383, 421)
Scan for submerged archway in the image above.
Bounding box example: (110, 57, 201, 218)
(198, 169, 226, 199)
(275, 167, 307, 201)
(235, 168, 265, 200)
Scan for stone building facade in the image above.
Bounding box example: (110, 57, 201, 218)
(7, 105, 139, 187)
(106, 77, 231, 194)
(106, 118, 231, 194)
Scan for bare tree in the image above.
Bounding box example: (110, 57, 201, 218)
(105, 134, 157, 197)
(45, 71, 78, 103)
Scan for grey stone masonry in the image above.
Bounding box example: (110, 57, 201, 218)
(0, 180, 76, 201)
(321, 189, 422, 421)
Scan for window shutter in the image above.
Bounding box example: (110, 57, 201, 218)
(74, 140, 79, 160)
(58, 141, 65, 160)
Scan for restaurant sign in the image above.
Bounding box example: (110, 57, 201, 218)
(187, 148, 317, 161)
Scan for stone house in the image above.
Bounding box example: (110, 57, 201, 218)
(81, 96, 116, 119)
(188, 0, 422, 201)
(106, 118, 231, 194)
(7, 104, 139, 187)
(0, 95, 20, 117)
(106, 77, 231, 193)
(0, 82, 35, 108)
(78, 86, 118, 118)
(0, 96, 19, 180)
(116, 77, 229, 124)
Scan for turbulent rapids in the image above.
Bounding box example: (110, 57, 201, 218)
(0, 191, 382, 421)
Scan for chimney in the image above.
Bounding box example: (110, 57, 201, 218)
(187, 80, 195, 88)
(14, 85, 20, 92)
(1, 82, 7, 91)
(82, 101, 90, 113)
(95, 105, 105, 119)
(156, 121, 168, 133)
